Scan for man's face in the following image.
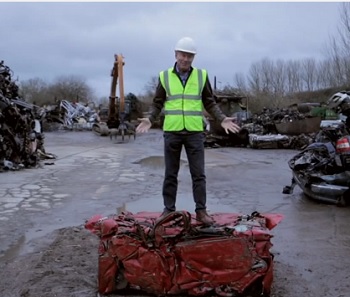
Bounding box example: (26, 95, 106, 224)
(175, 51, 195, 72)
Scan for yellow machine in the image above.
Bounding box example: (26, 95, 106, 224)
(93, 54, 136, 141)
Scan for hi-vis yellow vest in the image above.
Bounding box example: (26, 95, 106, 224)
(160, 67, 206, 132)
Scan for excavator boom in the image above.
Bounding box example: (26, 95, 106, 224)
(93, 54, 136, 141)
(108, 54, 125, 128)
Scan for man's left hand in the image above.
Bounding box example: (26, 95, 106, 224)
(220, 117, 240, 134)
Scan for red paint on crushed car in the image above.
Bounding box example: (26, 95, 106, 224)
(85, 211, 283, 296)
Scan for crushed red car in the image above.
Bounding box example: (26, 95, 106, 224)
(85, 210, 283, 297)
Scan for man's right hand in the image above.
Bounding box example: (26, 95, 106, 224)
(136, 118, 152, 133)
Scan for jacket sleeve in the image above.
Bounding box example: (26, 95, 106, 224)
(202, 75, 226, 123)
(148, 78, 166, 124)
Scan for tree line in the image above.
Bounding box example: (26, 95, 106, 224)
(19, 75, 94, 106)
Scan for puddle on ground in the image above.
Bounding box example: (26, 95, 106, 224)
(132, 156, 187, 170)
(0, 235, 25, 261)
(0, 219, 76, 262)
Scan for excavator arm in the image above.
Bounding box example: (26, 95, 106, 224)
(106, 54, 135, 141)
(108, 54, 125, 129)
(92, 54, 135, 141)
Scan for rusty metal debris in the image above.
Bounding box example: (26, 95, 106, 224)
(85, 210, 283, 297)
(0, 60, 55, 171)
(205, 98, 320, 150)
(59, 100, 98, 130)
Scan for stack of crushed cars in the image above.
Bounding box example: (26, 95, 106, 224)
(205, 100, 318, 150)
(85, 210, 283, 297)
(245, 108, 318, 150)
(0, 60, 53, 171)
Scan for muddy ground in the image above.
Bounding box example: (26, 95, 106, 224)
(0, 129, 349, 297)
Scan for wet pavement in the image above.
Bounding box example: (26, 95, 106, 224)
(1, 129, 350, 296)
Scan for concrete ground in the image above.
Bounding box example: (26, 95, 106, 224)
(0, 129, 349, 297)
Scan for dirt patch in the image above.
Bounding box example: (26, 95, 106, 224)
(0, 226, 98, 297)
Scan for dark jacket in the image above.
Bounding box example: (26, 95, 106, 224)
(149, 64, 226, 125)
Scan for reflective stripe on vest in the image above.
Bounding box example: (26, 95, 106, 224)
(160, 67, 206, 132)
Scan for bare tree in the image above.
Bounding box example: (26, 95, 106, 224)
(338, 3, 350, 55)
(138, 76, 159, 111)
(327, 35, 346, 86)
(325, 2, 350, 86)
(143, 76, 158, 98)
(272, 59, 286, 97)
(233, 72, 248, 94)
(247, 58, 287, 107)
(260, 58, 274, 94)
(49, 75, 94, 103)
(285, 60, 302, 94)
(248, 62, 262, 94)
(19, 77, 50, 105)
(316, 60, 332, 89)
(301, 58, 317, 91)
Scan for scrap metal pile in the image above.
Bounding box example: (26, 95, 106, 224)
(0, 60, 53, 171)
(85, 210, 283, 297)
(244, 108, 320, 150)
(58, 99, 98, 130)
(32, 100, 106, 132)
(205, 100, 320, 150)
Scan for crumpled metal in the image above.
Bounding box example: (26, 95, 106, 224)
(0, 60, 49, 171)
(85, 210, 283, 297)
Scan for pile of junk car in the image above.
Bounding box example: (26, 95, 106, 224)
(0, 60, 54, 171)
(85, 210, 283, 297)
(283, 91, 350, 206)
(244, 107, 320, 150)
(203, 92, 320, 150)
(204, 91, 251, 148)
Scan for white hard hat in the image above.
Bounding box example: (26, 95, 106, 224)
(174, 37, 197, 54)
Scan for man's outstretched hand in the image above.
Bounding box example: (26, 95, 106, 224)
(136, 118, 152, 133)
(221, 117, 240, 134)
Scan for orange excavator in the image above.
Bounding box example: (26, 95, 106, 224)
(93, 54, 136, 141)
(107, 54, 125, 129)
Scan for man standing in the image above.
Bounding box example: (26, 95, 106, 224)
(136, 37, 240, 225)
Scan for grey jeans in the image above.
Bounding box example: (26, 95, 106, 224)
(162, 132, 206, 212)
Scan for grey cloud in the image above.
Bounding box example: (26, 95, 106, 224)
(0, 2, 341, 98)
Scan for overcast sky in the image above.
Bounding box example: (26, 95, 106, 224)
(0, 2, 342, 99)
